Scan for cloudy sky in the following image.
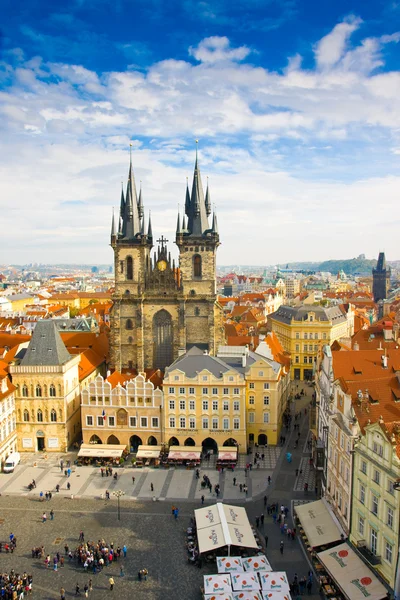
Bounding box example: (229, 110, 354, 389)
(1, 0, 400, 266)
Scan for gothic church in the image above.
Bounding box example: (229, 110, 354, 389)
(109, 150, 224, 372)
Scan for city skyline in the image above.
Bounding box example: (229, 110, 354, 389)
(1, 0, 400, 264)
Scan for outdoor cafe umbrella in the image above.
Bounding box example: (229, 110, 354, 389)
(242, 555, 272, 572)
(260, 572, 290, 593)
(231, 572, 260, 592)
(217, 557, 244, 573)
(204, 574, 232, 595)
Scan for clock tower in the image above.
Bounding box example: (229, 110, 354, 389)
(109, 148, 224, 372)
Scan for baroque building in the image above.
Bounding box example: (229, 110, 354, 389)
(109, 149, 224, 372)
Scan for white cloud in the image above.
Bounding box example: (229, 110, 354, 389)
(314, 15, 362, 69)
(189, 36, 251, 63)
(1, 23, 400, 263)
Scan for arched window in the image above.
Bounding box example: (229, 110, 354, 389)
(193, 254, 202, 278)
(126, 256, 133, 280)
(50, 409, 57, 422)
(49, 384, 56, 397)
(23, 409, 29, 422)
(22, 385, 28, 397)
(36, 385, 42, 397)
(195, 307, 200, 316)
(37, 409, 43, 422)
(126, 319, 133, 330)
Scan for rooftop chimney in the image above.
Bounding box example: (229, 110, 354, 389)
(353, 341, 359, 351)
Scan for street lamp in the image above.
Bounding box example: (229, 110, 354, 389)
(113, 490, 125, 521)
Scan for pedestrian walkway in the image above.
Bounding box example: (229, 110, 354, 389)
(245, 391, 321, 600)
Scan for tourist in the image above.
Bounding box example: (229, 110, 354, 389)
(109, 576, 115, 590)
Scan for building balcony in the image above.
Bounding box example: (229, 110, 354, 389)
(356, 544, 381, 566)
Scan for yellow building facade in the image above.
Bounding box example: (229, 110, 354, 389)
(81, 373, 163, 450)
(245, 353, 290, 447)
(268, 305, 352, 380)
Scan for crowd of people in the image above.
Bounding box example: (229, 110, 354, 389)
(0, 571, 33, 598)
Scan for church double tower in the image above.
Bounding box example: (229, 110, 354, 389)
(109, 148, 224, 372)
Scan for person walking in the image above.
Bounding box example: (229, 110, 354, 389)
(123, 544, 127, 558)
(132, 476, 135, 484)
(120, 565, 125, 577)
(280, 541, 284, 554)
(233, 477, 236, 486)
(83, 583, 89, 598)
(50, 510, 54, 520)
(260, 513, 264, 525)
(201, 495, 205, 505)
(60, 587, 66, 600)
(255, 516, 260, 528)
(265, 535, 268, 548)
(174, 507, 179, 520)
(109, 576, 115, 590)
(88, 579, 93, 592)
(42, 512, 47, 523)
(75, 583, 81, 596)
(263, 495, 267, 507)
(150, 482, 154, 492)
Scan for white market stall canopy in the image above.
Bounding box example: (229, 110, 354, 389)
(317, 543, 387, 600)
(136, 445, 161, 459)
(78, 444, 127, 458)
(260, 572, 290, 593)
(218, 447, 238, 461)
(217, 557, 244, 574)
(295, 499, 344, 548)
(195, 503, 258, 554)
(168, 446, 202, 460)
(242, 555, 272, 572)
(204, 574, 232, 595)
(261, 593, 292, 600)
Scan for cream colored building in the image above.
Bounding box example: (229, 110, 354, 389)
(0, 370, 17, 469)
(81, 373, 163, 450)
(9, 321, 82, 452)
(163, 347, 247, 452)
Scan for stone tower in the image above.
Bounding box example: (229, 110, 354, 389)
(372, 252, 391, 302)
(109, 148, 224, 372)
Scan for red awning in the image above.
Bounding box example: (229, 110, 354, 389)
(168, 450, 201, 460)
(218, 451, 237, 461)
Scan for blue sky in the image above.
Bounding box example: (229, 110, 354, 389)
(1, 0, 400, 265)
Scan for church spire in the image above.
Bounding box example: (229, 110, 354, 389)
(147, 211, 153, 241)
(185, 178, 191, 216)
(185, 142, 210, 237)
(205, 177, 211, 216)
(176, 212, 181, 235)
(121, 145, 141, 240)
(111, 207, 117, 239)
(138, 181, 144, 219)
(212, 211, 219, 235)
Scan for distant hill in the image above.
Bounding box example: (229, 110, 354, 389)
(317, 258, 377, 276)
(277, 258, 378, 276)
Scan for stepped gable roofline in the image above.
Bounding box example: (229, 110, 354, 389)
(20, 320, 71, 367)
(165, 346, 239, 379)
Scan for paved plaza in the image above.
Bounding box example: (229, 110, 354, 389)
(0, 392, 322, 599)
(0, 446, 281, 504)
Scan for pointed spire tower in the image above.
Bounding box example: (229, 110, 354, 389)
(205, 177, 212, 216)
(121, 144, 141, 240)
